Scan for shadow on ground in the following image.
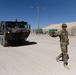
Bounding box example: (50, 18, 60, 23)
(9, 41, 37, 47)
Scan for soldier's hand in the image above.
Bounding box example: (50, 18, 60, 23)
(49, 34, 52, 36)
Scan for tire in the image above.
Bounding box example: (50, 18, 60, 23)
(1, 37, 8, 47)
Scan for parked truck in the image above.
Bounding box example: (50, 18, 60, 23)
(0, 20, 31, 47)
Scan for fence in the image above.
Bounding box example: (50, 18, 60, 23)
(68, 26, 76, 36)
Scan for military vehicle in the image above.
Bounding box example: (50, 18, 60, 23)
(49, 29, 57, 34)
(0, 20, 31, 47)
(36, 29, 43, 34)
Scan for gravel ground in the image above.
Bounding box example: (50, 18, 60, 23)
(0, 33, 76, 75)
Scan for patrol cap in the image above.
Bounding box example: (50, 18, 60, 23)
(61, 24, 67, 27)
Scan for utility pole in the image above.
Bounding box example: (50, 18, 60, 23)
(37, 6, 40, 34)
(31, 6, 45, 34)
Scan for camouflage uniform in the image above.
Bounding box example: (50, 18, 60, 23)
(51, 24, 69, 66)
(56, 29, 69, 65)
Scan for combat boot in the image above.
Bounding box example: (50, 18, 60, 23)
(67, 54, 69, 60)
(56, 53, 63, 62)
(64, 62, 70, 70)
(56, 57, 60, 62)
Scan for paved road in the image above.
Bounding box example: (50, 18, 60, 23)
(0, 33, 76, 75)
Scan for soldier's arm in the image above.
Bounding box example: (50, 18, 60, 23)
(50, 30, 61, 37)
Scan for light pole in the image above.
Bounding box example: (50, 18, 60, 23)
(31, 6, 45, 34)
(37, 6, 40, 34)
(31, 6, 40, 34)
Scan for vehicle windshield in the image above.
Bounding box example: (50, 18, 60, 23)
(6, 22, 28, 28)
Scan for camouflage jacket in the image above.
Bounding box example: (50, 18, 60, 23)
(56, 29, 69, 45)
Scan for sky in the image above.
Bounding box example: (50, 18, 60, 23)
(0, 0, 76, 29)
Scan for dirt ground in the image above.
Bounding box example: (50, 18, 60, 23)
(0, 33, 76, 75)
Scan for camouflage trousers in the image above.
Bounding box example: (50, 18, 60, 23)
(57, 44, 69, 65)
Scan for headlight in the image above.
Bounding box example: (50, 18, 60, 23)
(7, 31, 10, 33)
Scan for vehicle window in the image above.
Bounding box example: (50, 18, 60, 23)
(6, 22, 17, 28)
(18, 23, 24, 28)
(18, 23, 28, 28)
(24, 25, 28, 28)
(6, 22, 28, 28)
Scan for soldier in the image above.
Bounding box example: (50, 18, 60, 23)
(51, 24, 69, 69)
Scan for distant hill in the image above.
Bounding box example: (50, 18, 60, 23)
(42, 22, 76, 36)
(43, 22, 76, 30)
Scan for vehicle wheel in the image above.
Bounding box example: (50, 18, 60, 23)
(1, 38, 3, 45)
(1, 38, 8, 47)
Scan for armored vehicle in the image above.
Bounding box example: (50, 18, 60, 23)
(0, 20, 31, 47)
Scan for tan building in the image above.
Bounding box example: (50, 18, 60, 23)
(43, 22, 76, 36)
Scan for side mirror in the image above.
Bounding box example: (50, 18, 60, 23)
(29, 24, 31, 29)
